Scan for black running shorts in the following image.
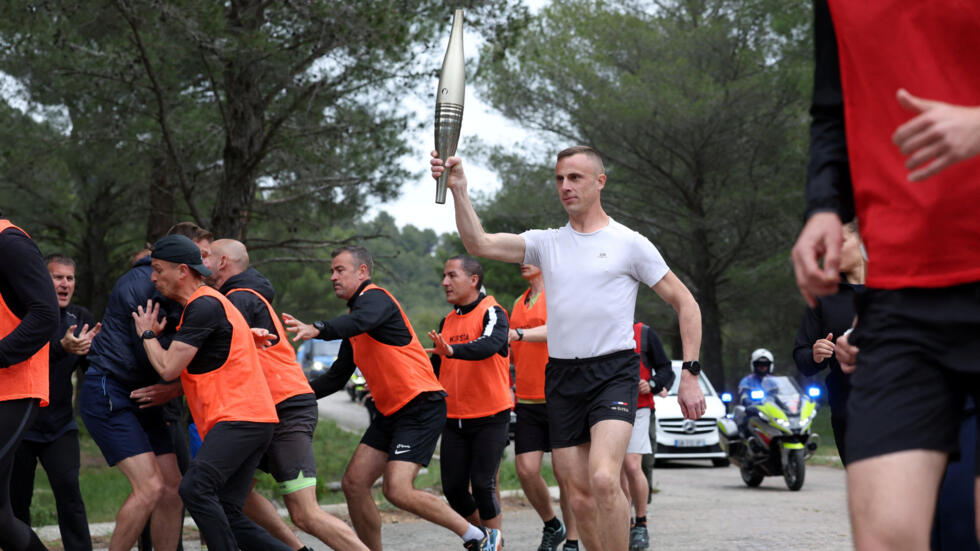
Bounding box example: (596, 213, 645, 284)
(846, 283, 980, 466)
(514, 402, 551, 455)
(545, 349, 639, 449)
(361, 391, 446, 466)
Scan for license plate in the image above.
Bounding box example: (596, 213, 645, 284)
(674, 439, 706, 447)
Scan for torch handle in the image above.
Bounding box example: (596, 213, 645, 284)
(434, 102, 464, 204)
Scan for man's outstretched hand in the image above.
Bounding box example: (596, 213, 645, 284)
(893, 88, 980, 182)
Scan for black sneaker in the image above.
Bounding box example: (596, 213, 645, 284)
(537, 518, 567, 551)
(630, 523, 650, 551)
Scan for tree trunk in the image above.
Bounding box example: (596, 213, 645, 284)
(145, 151, 175, 243)
(211, 0, 265, 240)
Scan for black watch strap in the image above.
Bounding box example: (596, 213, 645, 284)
(681, 360, 701, 375)
(141, 330, 157, 340)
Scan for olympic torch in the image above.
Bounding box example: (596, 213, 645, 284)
(434, 9, 464, 204)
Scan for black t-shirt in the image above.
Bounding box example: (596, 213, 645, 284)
(173, 296, 232, 375)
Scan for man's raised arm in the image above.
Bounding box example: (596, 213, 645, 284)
(430, 152, 526, 263)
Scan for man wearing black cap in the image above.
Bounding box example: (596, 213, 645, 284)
(133, 234, 290, 551)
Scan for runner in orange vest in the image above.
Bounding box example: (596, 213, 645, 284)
(208, 238, 366, 551)
(283, 245, 500, 551)
(132, 235, 291, 551)
(427, 255, 510, 548)
(509, 263, 578, 551)
(0, 216, 59, 551)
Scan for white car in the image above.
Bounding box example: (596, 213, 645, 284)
(653, 361, 728, 466)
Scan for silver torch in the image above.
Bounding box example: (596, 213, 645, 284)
(434, 9, 464, 204)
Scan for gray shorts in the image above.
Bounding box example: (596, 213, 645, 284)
(258, 393, 318, 494)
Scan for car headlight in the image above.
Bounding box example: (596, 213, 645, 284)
(312, 361, 326, 372)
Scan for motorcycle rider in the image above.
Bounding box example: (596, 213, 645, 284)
(738, 349, 774, 406)
(736, 349, 774, 437)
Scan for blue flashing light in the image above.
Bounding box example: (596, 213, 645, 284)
(807, 386, 822, 398)
(750, 389, 765, 400)
(720, 392, 733, 403)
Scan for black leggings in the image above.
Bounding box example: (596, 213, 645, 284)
(11, 429, 92, 550)
(0, 398, 48, 551)
(178, 421, 292, 551)
(440, 410, 510, 520)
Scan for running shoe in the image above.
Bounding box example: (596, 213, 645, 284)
(629, 523, 650, 551)
(487, 528, 502, 550)
(537, 519, 567, 551)
(464, 528, 502, 551)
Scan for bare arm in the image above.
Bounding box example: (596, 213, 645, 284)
(508, 324, 547, 343)
(652, 271, 705, 419)
(430, 152, 526, 262)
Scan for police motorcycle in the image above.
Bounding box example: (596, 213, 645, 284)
(717, 377, 821, 491)
(345, 368, 368, 402)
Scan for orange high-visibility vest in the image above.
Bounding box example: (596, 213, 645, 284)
(178, 286, 278, 439)
(439, 295, 512, 419)
(0, 220, 50, 406)
(510, 288, 548, 401)
(348, 284, 444, 416)
(226, 287, 313, 405)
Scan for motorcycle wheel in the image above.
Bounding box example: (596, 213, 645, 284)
(783, 448, 806, 491)
(740, 464, 764, 487)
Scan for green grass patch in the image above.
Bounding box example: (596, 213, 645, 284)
(810, 404, 841, 463)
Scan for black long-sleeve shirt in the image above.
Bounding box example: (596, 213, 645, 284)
(308, 280, 414, 399)
(430, 293, 509, 377)
(0, 224, 59, 368)
(640, 324, 675, 394)
(804, 0, 855, 223)
(793, 279, 861, 415)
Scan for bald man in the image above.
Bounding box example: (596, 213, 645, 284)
(208, 239, 366, 551)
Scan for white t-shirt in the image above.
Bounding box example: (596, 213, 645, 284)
(522, 219, 669, 359)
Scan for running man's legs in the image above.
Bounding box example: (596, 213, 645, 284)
(341, 443, 388, 551)
(848, 451, 947, 550)
(623, 454, 647, 519)
(381, 459, 471, 536)
(242, 489, 305, 549)
(516, 450, 554, 521)
(283, 486, 367, 551)
(0, 398, 47, 551)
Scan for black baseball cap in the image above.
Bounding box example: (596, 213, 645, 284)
(151, 234, 212, 277)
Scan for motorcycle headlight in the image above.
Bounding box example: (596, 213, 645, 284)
(775, 418, 790, 429)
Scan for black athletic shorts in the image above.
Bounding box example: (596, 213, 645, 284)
(846, 283, 980, 466)
(545, 349, 639, 449)
(361, 391, 446, 466)
(514, 402, 551, 455)
(257, 393, 318, 494)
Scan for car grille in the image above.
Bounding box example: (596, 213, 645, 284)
(658, 417, 717, 435)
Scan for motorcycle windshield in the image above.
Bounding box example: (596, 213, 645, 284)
(762, 377, 802, 413)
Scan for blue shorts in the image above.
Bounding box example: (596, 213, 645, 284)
(79, 372, 174, 466)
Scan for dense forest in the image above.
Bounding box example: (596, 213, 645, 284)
(0, 0, 815, 390)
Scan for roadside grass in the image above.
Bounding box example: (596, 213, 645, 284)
(33, 415, 551, 526)
(809, 405, 843, 467)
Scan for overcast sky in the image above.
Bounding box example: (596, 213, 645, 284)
(365, 2, 548, 236)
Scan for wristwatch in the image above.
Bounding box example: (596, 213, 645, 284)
(312, 321, 326, 336)
(141, 330, 157, 340)
(515, 328, 524, 341)
(681, 360, 701, 375)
